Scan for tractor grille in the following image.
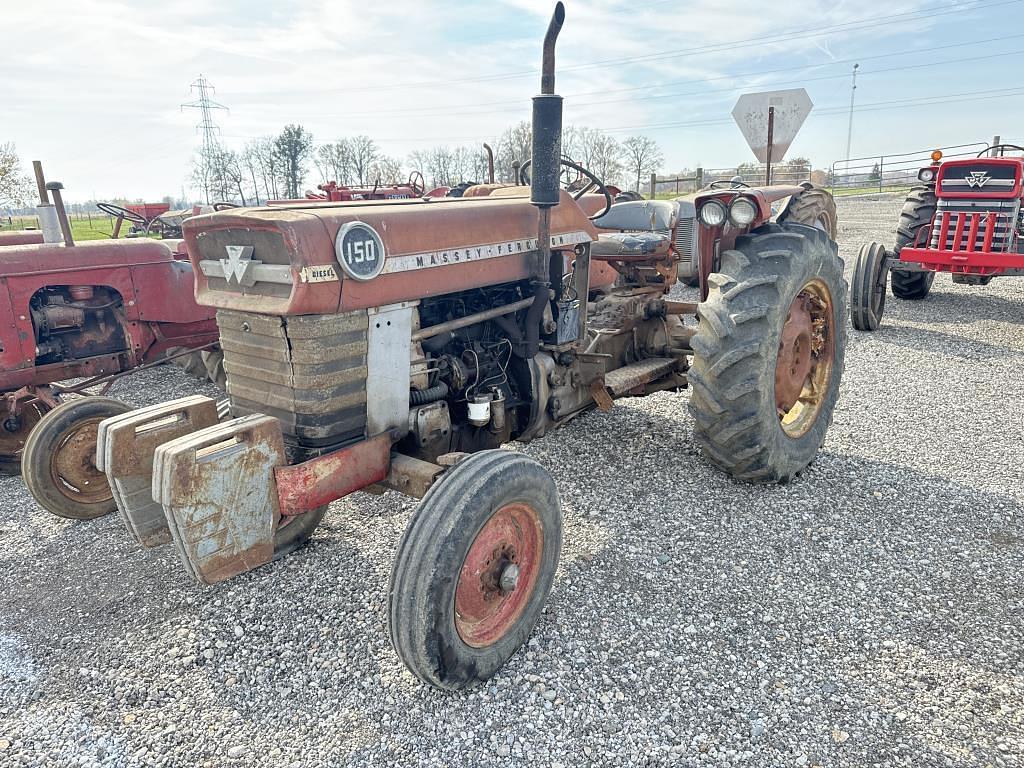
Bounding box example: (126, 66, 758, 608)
(929, 199, 1020, 253)
(217, 308, 368, 455)
(673, 202, 698, 271)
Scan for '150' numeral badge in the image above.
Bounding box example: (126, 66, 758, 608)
(335, 222, 386, 281)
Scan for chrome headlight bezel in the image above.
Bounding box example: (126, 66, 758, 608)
(699, 200, 728, 227)
(728, 197, 758, 227)
(918, 167, 936, 183)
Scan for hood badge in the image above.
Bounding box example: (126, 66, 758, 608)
(965, 171, 991, 189)
(220, 245, 261, 287)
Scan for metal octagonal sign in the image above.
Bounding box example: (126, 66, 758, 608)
(732, 89, 813, 164)
(335, 221, 386, 281)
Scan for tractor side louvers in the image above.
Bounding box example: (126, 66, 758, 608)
(216, 309, 369, 455)
(673, 202, 698, 271)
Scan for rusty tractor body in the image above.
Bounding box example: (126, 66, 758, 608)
(851, 146, 1024, 330)
(0, 180, 221, 520)
(97, 4, 847, 690)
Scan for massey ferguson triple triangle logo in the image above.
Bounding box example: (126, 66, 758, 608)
(220, 245, 260, 286)
(965, 171, 991, 189)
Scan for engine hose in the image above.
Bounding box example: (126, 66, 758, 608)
(410, 381, 449, 406)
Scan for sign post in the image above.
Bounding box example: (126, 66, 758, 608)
(732, 89, 813, 178)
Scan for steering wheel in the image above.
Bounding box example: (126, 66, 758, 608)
(96, 202, 148, 225)
(408, 170, 426, 197)
(212, 201, 239, 211)
(978, 144, 1024, 157)
(706, 178, 750, 190)
(518, 158, 613, 220)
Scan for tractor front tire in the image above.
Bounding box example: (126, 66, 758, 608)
(780, 185, 838, 238)
(851, 242, 889, 331)
(688, 223, 847, 483)
(22, 397, 132, 520)
(389, 451, 562, 690)
(891, 187, 936, 300)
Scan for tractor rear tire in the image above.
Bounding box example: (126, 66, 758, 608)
(688, 223, 846, 483)
(389, 451, 561, 690)
(22, 397, 132, 520)
(168, 347, 226, 390)
(201, 348, 227, 390)
(891, 187, 936, 300)
(0, 401, 48, 476)
(851, 242, 889, 331)
(780, 185, 838, 238)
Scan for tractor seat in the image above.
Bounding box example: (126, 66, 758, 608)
(591, 231, 671, 260)
(593, 199, 678, 232)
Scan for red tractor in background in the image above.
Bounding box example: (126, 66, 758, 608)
(0, 171, 221, 520)
(851, 145, 1024, 330)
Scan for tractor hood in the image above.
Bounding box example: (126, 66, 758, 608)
(183, 191, 598, 315)
(936, 157, 1023, 199)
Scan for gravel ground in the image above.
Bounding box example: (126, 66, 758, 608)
(1, 194, 1022, 767)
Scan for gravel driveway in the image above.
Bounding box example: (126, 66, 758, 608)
(1, 195, 1021, 767)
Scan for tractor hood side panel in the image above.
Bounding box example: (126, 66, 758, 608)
(183, 193, 598, 315)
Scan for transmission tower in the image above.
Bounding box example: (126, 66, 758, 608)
(182, 75, 228, 202)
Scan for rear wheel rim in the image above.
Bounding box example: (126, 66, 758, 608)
(454, 502, 544, 648)
(0, 403, 45, 466)
(775, 279, 835, 438)
(50, 417, 111, 505)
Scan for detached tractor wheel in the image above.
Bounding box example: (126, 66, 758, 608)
(389, 451, 562, 690)
(780, 185, 838, 238)
(0, 402, 48, 476)
(891, 187, 936, 300)
(22, 397, 131, 520)
(851, 242, 889, 331)
(688, 223, 847, 483)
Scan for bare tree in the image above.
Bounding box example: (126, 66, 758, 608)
(0, 143, 33, 209)
(368, 155, 403, 185)
(576, 127, 624, 187)
(274, 125, 314, 199)
(316, 140, 354, 185)
(349, 135, 379, 186)
(494, 122, 532, 182)
(622, 135, 664, 192)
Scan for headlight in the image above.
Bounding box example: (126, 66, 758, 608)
(699, 200, 728, 227)
(918, 168, 936, 182)
(729, 197, 758, 227)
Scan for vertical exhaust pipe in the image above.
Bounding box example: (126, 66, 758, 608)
(45, 182, 75, 247)
(483, 143, 495, 184)
(523, 2, 565, 358)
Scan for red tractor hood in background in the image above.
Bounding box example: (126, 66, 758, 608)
(183, 191, 599, 316)
(936, 157, 1023, 199)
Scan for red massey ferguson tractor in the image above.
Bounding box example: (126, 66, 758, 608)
(95, 4, 846, 690)
(0, 180, 221, 520)
(851, 145, 1024, 330)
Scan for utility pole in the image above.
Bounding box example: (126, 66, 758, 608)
(844, 63, 859, 167)
(181, 75, 228, 203)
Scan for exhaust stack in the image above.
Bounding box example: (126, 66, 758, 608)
(523, 2, 565, 358)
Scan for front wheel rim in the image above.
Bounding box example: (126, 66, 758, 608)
(775, 279, 835, 438)
(454, 502, 544, 648)
(50, 417, 112, 505)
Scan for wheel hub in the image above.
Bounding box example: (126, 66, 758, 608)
(454, 502, 543, 648)
(775, 282, 834, 438)
(51, 418, 111, 503)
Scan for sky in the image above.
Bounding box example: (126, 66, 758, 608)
(3, 0, 1024, 202)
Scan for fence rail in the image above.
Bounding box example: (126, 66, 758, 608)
(830, 142, 991, 194)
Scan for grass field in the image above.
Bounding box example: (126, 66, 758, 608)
(0, 213, 135, 241)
